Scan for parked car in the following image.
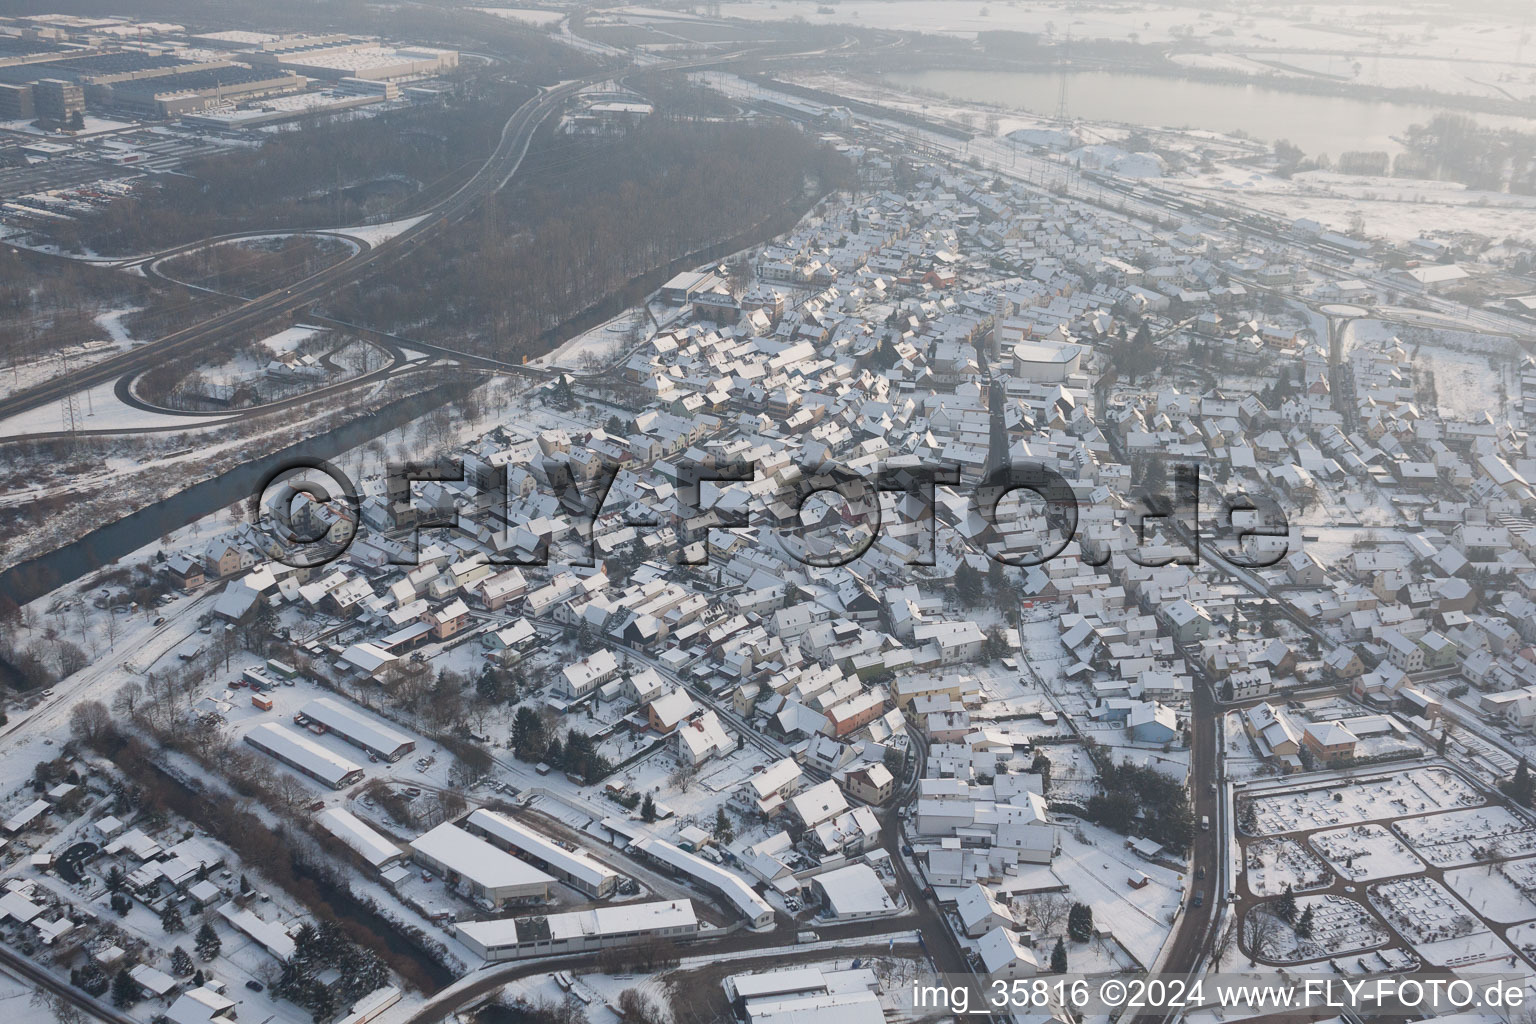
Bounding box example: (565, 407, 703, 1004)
(245, 981, 263, 993)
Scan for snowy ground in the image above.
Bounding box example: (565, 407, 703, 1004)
(1309, 824, 1423, 882)
(1443, 861, 1536, 926)
(475, 7, 565, 25)
(0, 378, 238, 438)
(1242, 766, 1482, 836)
(1245, 838, 1332, 896)
(1046, 819, 1185, 965)
(1392, 805, 1536, 868)
(533, 309, 648, 371)
(336, 216, 428, 247)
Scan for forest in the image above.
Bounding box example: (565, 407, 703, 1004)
(1275, 113, 1536, 193)
(325, 116, 854, 362)
(1395, 113, 1536, 194)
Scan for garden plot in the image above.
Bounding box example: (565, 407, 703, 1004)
(1245, 838, 1331, 896)
(1242, 767, 1481, 836)
(1443, 861, 1536, 926)
(1255, 895, 1388, 964)
(1368, 877, 1508, 967)
(1309, 825, 1423, 881)
(1393, 805, 1536, 868)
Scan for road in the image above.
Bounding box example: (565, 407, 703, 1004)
(0, 942, 138, 1024)
(0, 79, 578, 423)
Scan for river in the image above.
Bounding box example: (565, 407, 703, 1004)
(884, 68, 1536, 158)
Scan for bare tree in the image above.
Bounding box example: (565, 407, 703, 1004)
(69, 700, 113, 746)
(1022, 892, 1070, 938)
(272, 774, 312, 814)
(1211, 917, 1237, 969)
(668, 761, 699, 790)
(1242, 910, 1282, 961)
(30, 989, 88, 1024)
(56, 640, 88, 677)
(112, 679, 142, 719)
(616, 989, 664, 1024)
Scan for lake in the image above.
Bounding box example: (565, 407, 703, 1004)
(884, 68, 1535, 158)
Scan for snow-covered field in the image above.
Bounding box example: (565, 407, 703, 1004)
(0, 379, 237, 438)
(533, 309, 647, 371)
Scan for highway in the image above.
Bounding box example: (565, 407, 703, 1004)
(0, 80, 579, 423)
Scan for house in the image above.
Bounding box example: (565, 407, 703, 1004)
(427, 599, 469, 640)
(561, 650, 619, 698)
(1380, 629, 1425, 673)
(977, 926, 1039, 980)
(810, 863, 896, 920)
(843, 763, 895, 805)
(1302, 721, 1357, 762)
(740, 757, 802, 817)
(955, 882, 1014, 937)
(202, 542, 250, 580)
(164, 988, 236, 1024)
(676, 711, 733, 766)
(1323, 645, 1364, 681)
(1128, 701, 1179, 744)
(789, 780, 849, 828)
(646, 689, 698, 734)
(1163, 599, 1213, 644)
(166, 554, 205, 591)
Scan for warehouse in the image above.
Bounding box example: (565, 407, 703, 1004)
(456, 900, 698, 962)
(297, 697, 415, 762)
(410, 823, 555, 907)
(808, 864, 897, 920)
(631, 835, 774, 928)
(317, 808, 403, 869)
(463, 809, 618, 897)
(249, 42, 458, 82)
(244, 722, 363, 789)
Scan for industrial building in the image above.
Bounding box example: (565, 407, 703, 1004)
(409, 823, 555, 907)
(296, 697, 416, 762)
(726, 967, 885, 1024)
(463, 809, 619, 897)
(107, 65, 305, 118)
(243, 722, 364, 789)
(247, 40, 458, 82)
(456, 900, 698, 962)
(630, 835, 775, 927)
(317, 808, 404, 869)
(32, 78, 82, 121)
(0, 82, 33, 119)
